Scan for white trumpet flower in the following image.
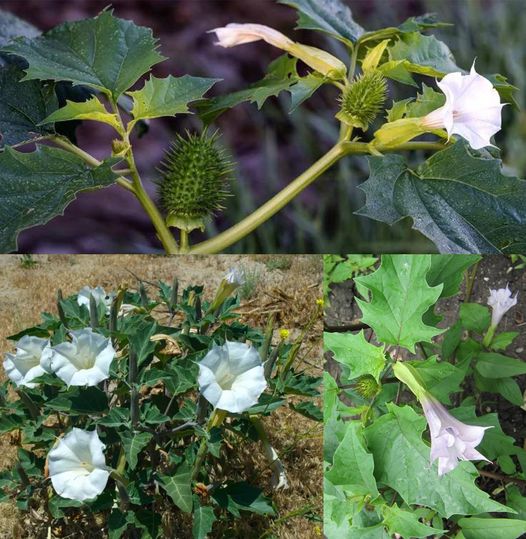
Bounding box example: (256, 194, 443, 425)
(422, 63, 504, 149)
(487, 285, 518, 328)
(198, 341, 267, 413)
(3, 335, 51, 388)
(209, 23, 347, 79)
(47, 428, 109, 501)
(77, 286, 113, 313)
(50, 328, 115, 387)
(421, 394, 491, 476)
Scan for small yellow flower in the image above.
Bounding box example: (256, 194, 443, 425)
(279, 329, 290, 340)
(314, 525, 322, 536)
(316, 298, 324, 307)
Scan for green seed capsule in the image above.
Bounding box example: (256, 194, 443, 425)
(157, 131, 233, 231)
(337, 70, 387, 131)
(355, 375, 381, 399)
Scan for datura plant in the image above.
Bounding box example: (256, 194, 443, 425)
(0, 273, 322, 537)
(0, 0, 525, 254)
(324, 254, 526, 538)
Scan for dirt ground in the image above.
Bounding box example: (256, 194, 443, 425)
(0, 254, 323, 539)
(325, 255, 526, 504)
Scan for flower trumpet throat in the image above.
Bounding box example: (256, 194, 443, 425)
(337, 71, 387, 131)
(157, 131, 233, 232)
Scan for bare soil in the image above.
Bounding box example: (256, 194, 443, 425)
(0, 254, 323, 539)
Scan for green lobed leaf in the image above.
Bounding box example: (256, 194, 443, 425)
(192, 500, 216, 539)
(40, 96, 120, 130)
(127, 75, 219, 123)
(0, 65, 57, 148)
(324, 330, 386, 382)
(326, 421, 379, 497)
(458, 517, 526, 539)
(118, 431, 152, 470)
(1, 10, 165, 99)
(158, 462, 193, 513)
(357, 143, 526, 254)
(278, 0, 365, 45)
(382, 504, 445, 538)
(198, 55, 310, 123)
(45, 386, 108, 415)
(354, 255, 443, 352)
(388, 32, 460, 78)
(0, 145, 117, 252)
(364, 403, 511, 518)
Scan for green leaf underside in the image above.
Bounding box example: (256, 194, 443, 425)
(197, 55, 322, 123)
(326, 421, 379, 497)
(324, 330, 386, 381)
(278, 0, 365, 45)
(0, 65, 57, 148)
(0, 9, 40, 51)
(0, 10, 165, 99)
(357, 143, 526, 254)
(158, 463, 193, 513)
(475, 353, 526, 379)
(354, 255, 443, 352)
(40, 96, 120, 130)
(364, 404, 511, 518)
(0, 145, 117, 252)
(128, 75, 220, 122)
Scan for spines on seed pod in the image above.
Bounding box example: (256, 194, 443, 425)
(157, 130, 233, 232)
(337, 70, 387, 131)
(355, 375, 380, 399)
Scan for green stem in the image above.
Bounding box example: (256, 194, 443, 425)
(179, 229, 190, 252)
(191, 409, 227, 481)
(17, 390, 39, 420)
(189, 140, 446, 254)
(189, 142, 347, 254)
(109, 100, 180, 255)
(482, 325, 497, 348)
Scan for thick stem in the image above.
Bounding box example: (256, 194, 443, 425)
(189, 140, 446, 254)
(179, 230, 190, 252)
(189, 143, 347, 253)
(191, 409, 227, 481)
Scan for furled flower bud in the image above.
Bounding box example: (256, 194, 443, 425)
(158, 131, 233, 232)
(337, 70, 387, 131)
(487, 285, 518, 328)
(3, 335, 51, 388)
(209, 23, 347, 80)
(47, 428, 109, 501)
(48, 328, 115, 387)
(197, 341, 267, 413)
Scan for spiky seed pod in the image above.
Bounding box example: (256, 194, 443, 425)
(337, 70, 387, 130)
(157, 131, 233, 231)
(355, 375, 380, 399)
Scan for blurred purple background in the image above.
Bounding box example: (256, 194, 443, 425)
(0, 0, 522, 253)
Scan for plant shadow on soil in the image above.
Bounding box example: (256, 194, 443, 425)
(0, 254, 323, 539)
(325, 255, 526, 509)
